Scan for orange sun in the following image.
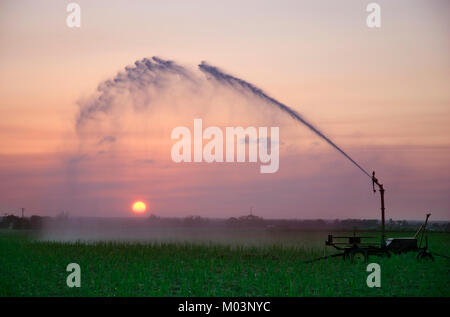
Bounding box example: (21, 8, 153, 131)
(132, 201, 147, 214)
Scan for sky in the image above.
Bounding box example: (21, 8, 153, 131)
(0, 0, 449, 220)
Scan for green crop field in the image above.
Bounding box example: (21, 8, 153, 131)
(0, 229, 449, 297)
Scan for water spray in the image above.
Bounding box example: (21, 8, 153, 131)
(198, 61, 372, 179)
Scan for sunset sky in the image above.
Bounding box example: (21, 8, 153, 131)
(0, 0, 449, 220)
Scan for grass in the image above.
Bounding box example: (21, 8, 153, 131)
(0, 229, 449, 296)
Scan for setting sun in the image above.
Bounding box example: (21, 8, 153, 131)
(132, 201, 147, 214)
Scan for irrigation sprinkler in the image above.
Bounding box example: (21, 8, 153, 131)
(304, 172, 446, 263)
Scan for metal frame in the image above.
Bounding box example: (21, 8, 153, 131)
(305, 172, 436, 263)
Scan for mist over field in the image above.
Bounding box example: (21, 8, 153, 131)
(24, 215, 446, 247)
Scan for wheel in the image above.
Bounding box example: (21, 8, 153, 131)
(417, 250, 434, 262)
(350, 249, 368, 263)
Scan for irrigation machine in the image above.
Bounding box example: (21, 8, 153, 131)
(306, 171, 446, 263)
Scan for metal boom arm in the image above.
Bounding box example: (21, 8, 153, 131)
(372, 171, 386, 246)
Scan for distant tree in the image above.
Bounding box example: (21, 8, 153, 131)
(0, 215, 20, 229)
(1, 215, 31, 229)
(236, 214, 264, 227)
(147, 214, 161, 223)
(30, 215, 43, 229)
(183, 216, 208, 226)
(445, 223, 450, 232)
(226, 217, 239, 226)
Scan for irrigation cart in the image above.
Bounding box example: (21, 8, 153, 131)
(306, 172, 438, 263)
